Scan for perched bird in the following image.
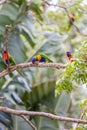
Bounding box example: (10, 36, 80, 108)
(68, 13, 75, 30)
(32, 54, 53, 64)
(66, 52, 75, 62)
(70, 13, 75, 23)
(3, 49, 24, 76)
(3, 49, 15, 66)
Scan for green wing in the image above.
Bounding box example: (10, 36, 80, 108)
(41, 53, 53, 62)
(10, 55, 16, 65)
(10, 55, 25, 77)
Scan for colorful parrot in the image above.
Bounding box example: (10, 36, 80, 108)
(3, 49, 24, 76)
(68, 13, 75, 29)
(31, 54, 53, 64)
(66, 52, 75, 62)
(3, 49, 15, 66)
(70, 13, 75, 22)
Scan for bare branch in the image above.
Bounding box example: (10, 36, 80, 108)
(0, 106, 87, 125)
(0, 62, 66, 78)
(74, 106, 87, 130)
(21, 115, 37, 130)
(45, 1, 87, 36)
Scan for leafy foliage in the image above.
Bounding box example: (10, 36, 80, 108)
(0, 0, 87, 130)
(56, 41, 87, 93)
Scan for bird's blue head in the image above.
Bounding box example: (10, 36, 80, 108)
(66, 52, 72, 57)
(31, 57, 37, 63)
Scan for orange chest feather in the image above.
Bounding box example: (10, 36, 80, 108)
(68, 56, 74, 62)
(36, 55, 42, 61)
(4, 53, 10, 60)
(70, 15, 75, 19)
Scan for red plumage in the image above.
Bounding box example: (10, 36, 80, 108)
(3, 50, 11, 64)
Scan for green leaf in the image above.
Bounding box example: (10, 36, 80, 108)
(54, 92, 70, 129)
(0, 15, 13, 26)
(0, 110, 13, 130)
(31, 90, 70, 130)
(22, 80, 56, 108)
(11, 0, 27, 5)
(8, 32, 27, 63)
(0, 58, 7, 72)
(22, 29, 36, 47)
(0, 26, 5, 36)
(29, 33, 65, 62)
(28, 2, 43, 21)
(0, 78, 6, 87)
(11, 91, 24, 105)
(0, 3, 18, 21)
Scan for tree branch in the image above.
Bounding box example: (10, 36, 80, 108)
(74, 106, 87, 130)
(0, 106, 87, 125)
(21, 115, 37, 130)
(45, 1, 87, 36)
(0, 62, 66, 78)
(0, 0, 9, 5)
(0, 97, 6, 100)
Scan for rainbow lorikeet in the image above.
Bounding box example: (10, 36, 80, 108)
(70, 13, 75, 22)
(31, 54, 53, 64)
(66, 52, 75, 62)
(68, 13, 75, 29)
(3, 49, 24, 76)
(3, 49, 15, 65)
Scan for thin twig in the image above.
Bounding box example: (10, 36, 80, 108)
(0, 62, 66, 78)
(67, 1, 80, 8)
(74, 106, 87, 130)
(0, 106, 87, 124)
(45, 1, 87, 36)
(21, 115, 37, 130)
(0, 97, 6, 100)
